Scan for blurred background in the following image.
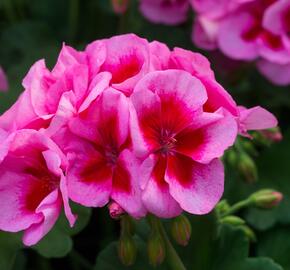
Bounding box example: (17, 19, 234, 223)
(0, 1, 290, 270)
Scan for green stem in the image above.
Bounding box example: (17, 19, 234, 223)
(220, 198, 253, 217)
(68, 0, 79, 42)
(147, 215, 186, 270)
(3, 0, 17, 23)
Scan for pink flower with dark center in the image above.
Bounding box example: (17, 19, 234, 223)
(0, 130, 75, 246)
(139, 0, 190, 25)
(130, 70, 238, 217)
(66, 88, 146, 218)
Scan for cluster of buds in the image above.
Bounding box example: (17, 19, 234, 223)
(111, 0, 129, 14)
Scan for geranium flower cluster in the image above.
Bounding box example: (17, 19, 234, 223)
(0, 34, 277, 246)
(139, 0, 290, 86)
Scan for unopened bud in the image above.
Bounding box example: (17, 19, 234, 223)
(118, 235, 137, 266)
(109, 201, 125, 219)
(148, 232, 165, 267)
(238, 152, 257, 183)
(220, 216, 245, 226)
(259, 127, 283, 143)
(250, 189, 283, 209)
(171, 215, 192, 246)
(111, 0, 129, 14)
(215, 200, 230, 216)
(239, 225, 256, 242)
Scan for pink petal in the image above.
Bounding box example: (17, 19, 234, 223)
(70, 88, 130, 148)
(201, 77, 239, 116)
(257, 59, 290, 86)
(140, 0, 189, 25)
(149, 41, 171, 71)
(263, 0, 290, 35)
(141, 154, 182, 218)
(111, 150, 146, 218)
(165, 154, 224, 215)
(175, 110, 238, 163)
(192, 17, 219, 50)
(67, 143, 113, 207)
(217, 12, 259, 60)
(99, 34, 150, 95)
(169, 47, 216, 79)
(239, 106, 278, 132)
(52, 44, 87, 78)
(23, 190, 62, 246)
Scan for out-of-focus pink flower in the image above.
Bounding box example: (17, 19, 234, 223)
(139, 0, 190, 25)
(0, 66, 8, 92)
(192, 0, 290, 85)
(66, 88, 146, 218)
(0, 130, 76, 246)
(111, 0, 129, 14)
(130, 70, 238, 217)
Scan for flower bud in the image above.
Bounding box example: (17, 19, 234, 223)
(220, 216, 245, 226)
(250, 189, 283, 209)
(225, 149, 238, 167)
(147, 232, 165, 267)
(170, 215, 192, 246)
(118, 235, 137, 266)
(108, 201, 125, 219)
(258, 127, 283, 143)
(238, 152, 257, 183)
(239, 225, 256, 242)
(215, 200, 230, 216)
(111, 0, 129, 14)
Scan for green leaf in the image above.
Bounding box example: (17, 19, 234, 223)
(33, 204, 91, 258)
(211, 225, 282, 270)
(258, 227, 290, 270)
(0, 232, 22, 270)
(32, 226, 73, 259)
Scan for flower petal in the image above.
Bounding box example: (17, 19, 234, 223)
(111, 150, 146, 218)
(141, 154, 182, 218)
(165, 153, 224, 214)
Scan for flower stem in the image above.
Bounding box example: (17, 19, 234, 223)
(147, 215, 187, 270)
(220, 198, 253, 217)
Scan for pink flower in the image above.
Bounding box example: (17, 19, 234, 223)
(66, 88, 146, 218)
(139, 0, 190, 25)
(0, 130, 76, 246)
(0, 66, 8, 92)
(130, 70, 238, 217)
(192, 0, 290, 85)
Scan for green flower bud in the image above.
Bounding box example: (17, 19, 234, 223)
(171, 215, 192, 246)
(220, 216, 245, 226)
(250, 189, 283, 209)
(215, 200, 230, 216)
(118, 235, 137, 266)
(239, 225, 256, 242)
(147, 232, 165, 267)
(238, 152, 258, 183)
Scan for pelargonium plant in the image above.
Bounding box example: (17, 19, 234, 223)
(138, 0, 290, 86)
(0, 33, 280, 268)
